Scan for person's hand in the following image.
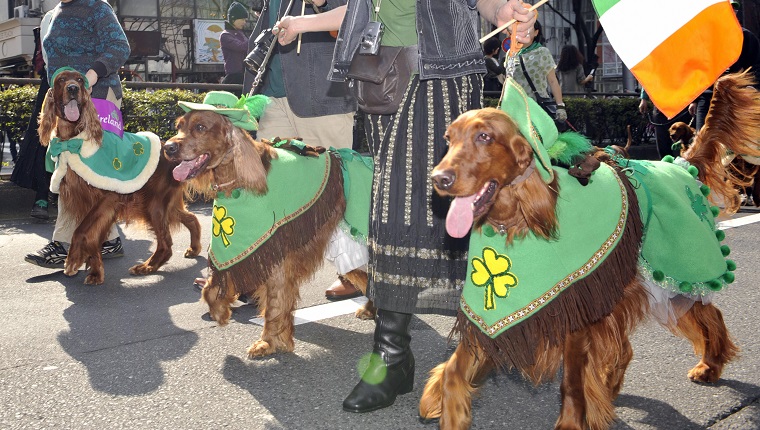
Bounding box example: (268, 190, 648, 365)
(274, 16, 300, 46)
(85, 69, 98, 93)
(688, 102, 697, 117)
(555, 107, 567, 122)
(306, 0, 326, 6)
(638, 99, 648, 115)
(496, 0, 536, 44)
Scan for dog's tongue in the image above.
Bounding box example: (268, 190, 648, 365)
(172, 160, 195, 181)
(63, 100, 80, 122)
(446, 194, 476, 238)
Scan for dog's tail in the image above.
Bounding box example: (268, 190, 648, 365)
(687, 70, 760, 214)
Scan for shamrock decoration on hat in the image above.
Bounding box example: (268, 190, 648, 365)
(178, 91, 269, 131)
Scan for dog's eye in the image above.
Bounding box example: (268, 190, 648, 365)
(195, 123, 206, 132)
(475, 132, 492, 144)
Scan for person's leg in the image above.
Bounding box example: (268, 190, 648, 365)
(342, 308, 415, 413)
(694, 93, 711, 131)
(25, 191, 123, 268)
(651, 108, 673, 159)
(282, 99, 362, 300)
(255, 97, 298, 140)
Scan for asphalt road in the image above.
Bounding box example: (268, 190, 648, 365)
(1, 182, 759, 430)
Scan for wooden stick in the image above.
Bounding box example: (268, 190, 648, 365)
(297, 1, 306, 54)
(479, 0, 549, 44)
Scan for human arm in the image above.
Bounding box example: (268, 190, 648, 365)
(548, 68, 566, 121)
(477, 0, 536, 43)
(88, 3, 130, 88)
(485, 57, 506, 76)
(274, 5, 347, 46)
(639, 89, 649, 115)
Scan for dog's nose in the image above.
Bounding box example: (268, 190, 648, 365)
(432, 170, 456, 190)
(66, 83, 79, 94)
(163, 141, 178, 156)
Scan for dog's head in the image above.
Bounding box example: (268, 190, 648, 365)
(164, 110, 275, 198)
(432, 108, 557, 241)
(669, 121, 694, 143)
(39, 69, 101, 145)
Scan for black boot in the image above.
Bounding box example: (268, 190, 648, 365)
(342, 309, 415, 413)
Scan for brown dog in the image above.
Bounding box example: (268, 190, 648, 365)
(422, 106, 740, 430)
(38, 69, 202, 284)
(164, 109, 372, 358)
(669, 121, 695, 155)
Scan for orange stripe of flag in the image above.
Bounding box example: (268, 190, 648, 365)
(631, 2, 742, 118)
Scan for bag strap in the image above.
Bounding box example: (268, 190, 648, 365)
(518, 55, 541, 99)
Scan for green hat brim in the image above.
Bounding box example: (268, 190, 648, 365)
(177, 100, 258, 131)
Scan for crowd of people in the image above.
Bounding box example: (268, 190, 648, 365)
(8, 0, 760, 421)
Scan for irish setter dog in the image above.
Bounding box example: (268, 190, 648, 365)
(421, 72, 760, 429)
(163, 110, 372, 358)
(668, 121, 695, 156)
(38, 69, 202, 284)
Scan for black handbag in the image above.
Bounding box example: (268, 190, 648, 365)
(518, 55, 558, 118)
(347, 46, 414, 115)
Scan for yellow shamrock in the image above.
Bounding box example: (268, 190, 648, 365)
(212, 205, 235, 247)
(112, 157, 122, 170)
(471, 247, 518, 310)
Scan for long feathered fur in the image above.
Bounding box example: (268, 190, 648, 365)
(685, 70, 760, 214)
(165, 110, 370, 358)
(422, 107, 738, 430)
(38, 69, 202, 284)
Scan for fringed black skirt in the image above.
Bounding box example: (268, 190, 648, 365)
(364, 74, 483, 315)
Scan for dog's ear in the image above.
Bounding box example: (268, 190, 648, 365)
(80, 90, 102, 144)
(507, 133, 534, 171)
(38, 88, 56, 147)
(227, 124, 270, 195)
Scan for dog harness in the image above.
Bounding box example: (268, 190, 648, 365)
(209, 148, 372, 270)
(47, 130, 161, 194)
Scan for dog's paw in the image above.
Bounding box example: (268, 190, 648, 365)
(129, 263, 157, 276)
(247, 340, 275, 358)
(84, 273, 104, 285)
(63, 266, 79, 277)
(688, 361, 722, 383)
(355, 306, 376, 320)
(184, 247, 201, 258)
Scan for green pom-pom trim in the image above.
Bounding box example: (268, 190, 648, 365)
(700, 184, 710, 197)
(723, 272, 735, 284)
(678, 282, 693, 293)
(662, 155, 675, 163)
(715, 230, 725, 241)
(652, 270, 665, 282)
(720, 245, 731, 257)
(687, 165, 699, 178)
(707, 279, 723, 291)
(726, 259, 737, 271)
(711, 206, 720, 217)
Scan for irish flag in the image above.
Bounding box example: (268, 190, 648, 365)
(593, 0, 743, 118)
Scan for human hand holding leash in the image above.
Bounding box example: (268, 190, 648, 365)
(85, 69, 97, 93)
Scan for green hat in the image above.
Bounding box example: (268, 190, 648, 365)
(178, 91, 260, 131)
(500, 77, 558, 183)
(227, 2, 249, 23)
(49, 66, 90, 89)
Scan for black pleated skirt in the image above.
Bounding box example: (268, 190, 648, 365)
(364, 74, 483, 315)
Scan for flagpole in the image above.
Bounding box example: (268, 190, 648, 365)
(479, 0, 549, 44)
